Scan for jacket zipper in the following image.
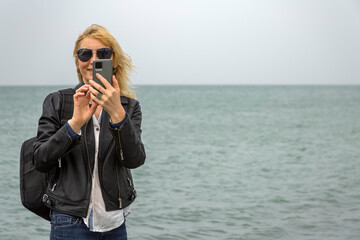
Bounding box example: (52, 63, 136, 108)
(117, 130, 124, 161)
(53, 138, 77, 191)
(83, 121, 94, 214)
(116, 128, 123, 208)
(115, 158, 122, 209)
(53, 129, 81, 191)
(85, 122, 123, 209)
(84, 122, 93, 176)
(59, 138, 81, 161)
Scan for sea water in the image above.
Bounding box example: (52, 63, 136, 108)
(0, 85, 359, 240)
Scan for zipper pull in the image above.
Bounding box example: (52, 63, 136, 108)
(58, 158, 62, 168)
(120, 149, 124, 161)
(51, 183, 57, 192)
(117, 131, 124, 161)
(127, 177, 132, 187)
(118, 197, 122, 209)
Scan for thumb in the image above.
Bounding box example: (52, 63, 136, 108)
(90, 101, 99, 114)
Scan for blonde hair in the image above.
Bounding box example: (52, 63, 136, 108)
(73, 24, 136, 98)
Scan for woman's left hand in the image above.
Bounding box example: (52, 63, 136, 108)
(89, 74, 126, 123)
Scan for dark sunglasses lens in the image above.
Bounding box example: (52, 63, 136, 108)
(97, 48, 113, 59)
(77, 49, 92, 62)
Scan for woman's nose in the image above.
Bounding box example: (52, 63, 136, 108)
(89, 50, 99, 63)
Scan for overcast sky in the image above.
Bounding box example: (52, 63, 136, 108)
(1, 0, 359, 85)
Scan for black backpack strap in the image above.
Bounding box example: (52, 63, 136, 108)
(58, 88, 75, 125)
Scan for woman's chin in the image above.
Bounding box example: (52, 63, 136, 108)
(82, 78, 91, 85)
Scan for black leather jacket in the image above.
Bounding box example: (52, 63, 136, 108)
(33, 83, 146, 218)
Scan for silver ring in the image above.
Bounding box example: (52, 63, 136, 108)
(96, 92, 102, 99)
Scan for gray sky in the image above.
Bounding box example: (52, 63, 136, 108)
(1, 0, 359, 85)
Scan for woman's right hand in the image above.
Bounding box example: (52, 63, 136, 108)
(68, 85, 98, 133)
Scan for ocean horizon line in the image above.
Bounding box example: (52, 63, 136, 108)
(1, 83, 359, 87)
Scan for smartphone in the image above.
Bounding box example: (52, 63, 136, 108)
(93, 59, 113, 91)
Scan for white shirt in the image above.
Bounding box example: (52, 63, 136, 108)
(83, 112, 131, 232)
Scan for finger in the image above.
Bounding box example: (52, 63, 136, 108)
(84, 89, 92, 100)
(85, 89, 92, 97)
(74, 90, 85, 97)
(90, 92, 101, 105)
(96, 73, 112, 89)
(112, 75, 120, 92)
(89, 101, 99, 114)
(76, 85, 90, 93)
(88, 85, 101, 98)
(75, 85, 92, 97)
(91, 99, 99, 108)
(89, 79, 105, 94)
(73, 91, 86, 100)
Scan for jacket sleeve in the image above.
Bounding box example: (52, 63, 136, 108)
(33, 92, 80, 172)
(109, 99, 146, 169)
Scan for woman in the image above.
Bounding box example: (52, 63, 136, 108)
(33, 24, 146, 239)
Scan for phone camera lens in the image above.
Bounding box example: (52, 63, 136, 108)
(95, 62, 102, 69)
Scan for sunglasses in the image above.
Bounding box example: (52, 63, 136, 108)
(76, 48, 114, 62)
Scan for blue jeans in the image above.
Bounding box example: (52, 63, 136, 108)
(50, 210, 127, 240)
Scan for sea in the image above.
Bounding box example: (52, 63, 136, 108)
(0, 85, 359, 240)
